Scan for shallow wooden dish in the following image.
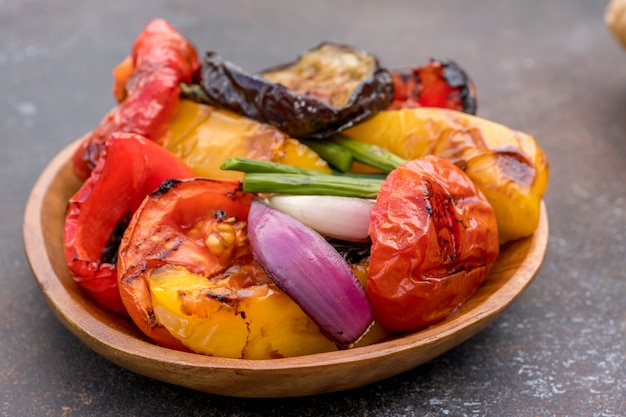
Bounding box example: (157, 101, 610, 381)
(23, 139, 549, 398)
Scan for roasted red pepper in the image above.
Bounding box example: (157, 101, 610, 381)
(64, 132, 195, 314)
(366, 155, 499, 332)
(388, 59, 477, 114)
(72, 18, 200, 181)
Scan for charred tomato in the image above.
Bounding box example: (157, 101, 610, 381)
(367, 155, 499, 332)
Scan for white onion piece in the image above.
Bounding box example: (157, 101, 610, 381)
(247, 199, 374, 348)
(264, 195, 375, 241)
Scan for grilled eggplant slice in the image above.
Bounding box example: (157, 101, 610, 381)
(388, 58, 477, 114)
(198, 42, 394, 139)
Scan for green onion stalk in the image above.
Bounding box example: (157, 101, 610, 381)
(220, 135, 407, 198)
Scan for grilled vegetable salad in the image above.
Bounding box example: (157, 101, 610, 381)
(63, 18, 549, 359)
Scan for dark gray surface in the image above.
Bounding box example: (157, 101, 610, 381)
(2, 0, 624, 416)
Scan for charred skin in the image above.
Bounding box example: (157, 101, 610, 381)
(388, 58, 477, 114)
(197, 42, 394, 139)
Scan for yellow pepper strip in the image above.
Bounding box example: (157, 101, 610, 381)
(147, 263, 389, 358)
(343, 108, 549, 243)
(162, 100, 331, 180)
(146, 263, 339, 359)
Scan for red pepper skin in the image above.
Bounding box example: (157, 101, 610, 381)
(366, 156, 499, 332)
(72, 19, 199, 181)
(64, 132, 195, 314)
(388, 59, 477, 114)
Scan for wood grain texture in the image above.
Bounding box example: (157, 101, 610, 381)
(23, 139, 549, 398)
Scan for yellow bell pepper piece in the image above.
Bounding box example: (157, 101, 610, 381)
(163, 100, 331, 179)
(349, 262, 391, 347)
(343, 108, 549, 243)
(147, 264, 339, 359)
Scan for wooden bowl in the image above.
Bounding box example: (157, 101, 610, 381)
(23, 139, 549, 398)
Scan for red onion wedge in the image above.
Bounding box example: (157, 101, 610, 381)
(263, 195, 375, 241)
(247, 198, 374, 348)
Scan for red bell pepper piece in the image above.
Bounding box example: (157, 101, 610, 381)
(64, 132, 195, 314)
(388, 59, 477, 114)
(72, 18, 200, 181)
